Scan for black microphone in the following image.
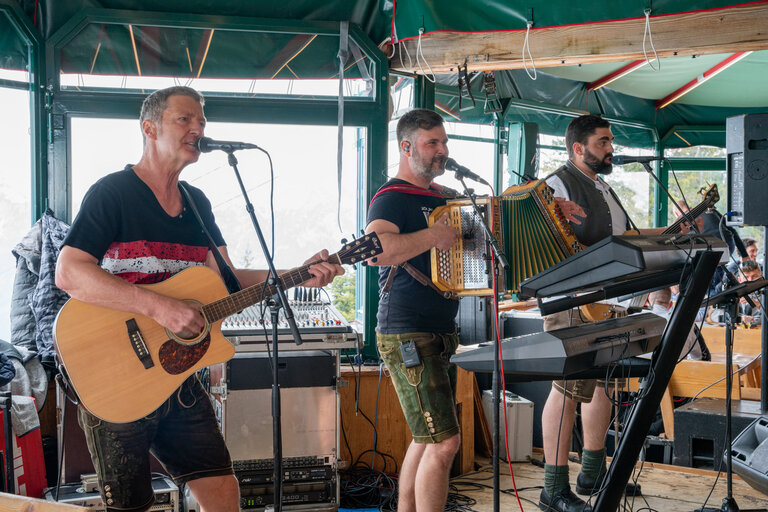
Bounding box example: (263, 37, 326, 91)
(443, 158, 490, 186)
(611, 155, 665, 165)
(196, 137, 260, 153)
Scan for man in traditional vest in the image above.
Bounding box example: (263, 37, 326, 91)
(539, 114, 663, 511)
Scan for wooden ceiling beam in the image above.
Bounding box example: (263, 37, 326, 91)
(390, 3, 768, 74)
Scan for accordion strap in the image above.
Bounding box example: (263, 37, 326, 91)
(382, 262, 458, 301)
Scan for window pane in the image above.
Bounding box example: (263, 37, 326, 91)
(0, 12, 30, 83)
(390, 75, 414, 120)
(665, 170, 727, 225)
(70, 118, 362, 322)
(665, 146, 726, 158)
(662, 169, 761, 258)
(59, 24, 374, 99)
(0, 87, 32, 339)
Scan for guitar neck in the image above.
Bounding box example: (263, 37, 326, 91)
(201, 255, 338, 322)
(662, 201, 711, 235)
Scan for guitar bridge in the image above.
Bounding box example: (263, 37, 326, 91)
(126, 319, 154, 369)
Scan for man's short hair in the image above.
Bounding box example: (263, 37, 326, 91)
(740, 259, 760, 273)
(139, 86, 205, 138)
(743, 237, 757, 248)
(396, 109, 444, 145)
(565, 115, 611, 159)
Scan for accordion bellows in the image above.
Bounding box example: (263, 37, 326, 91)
(429, 180, 582, 296)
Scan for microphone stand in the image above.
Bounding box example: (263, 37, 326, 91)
(695, 276, 768, 512)
(455, 176, 508, 512)
(222, 149, 304, 512)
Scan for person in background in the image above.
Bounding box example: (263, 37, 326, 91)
(737, 259, 763, 327)
(726, 237, 760, 276)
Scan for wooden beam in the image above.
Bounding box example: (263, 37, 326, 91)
(391, 3, 768, 74)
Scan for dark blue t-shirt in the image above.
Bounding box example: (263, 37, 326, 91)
(367, 178, 459, 334)
(63, 165, 225, 284)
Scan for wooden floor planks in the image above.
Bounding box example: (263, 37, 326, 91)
(451, 455, 767, 511)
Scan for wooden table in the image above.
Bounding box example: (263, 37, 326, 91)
(338, 364, 475, 475)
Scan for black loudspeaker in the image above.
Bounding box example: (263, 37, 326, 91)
(726, 113, 768, 226)
(457, 296, 490, 346)
(730, 415, 768, 495)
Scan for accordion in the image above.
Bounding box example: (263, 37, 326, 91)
(429, 180, 582, 296)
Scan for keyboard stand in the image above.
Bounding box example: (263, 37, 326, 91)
(593, 249, 722, 511)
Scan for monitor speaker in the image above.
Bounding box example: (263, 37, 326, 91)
(729, 415, 768, 496)
(726, 113, 768, 226)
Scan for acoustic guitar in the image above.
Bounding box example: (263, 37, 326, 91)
(53, 234, 382, 423)
(581, 184, 720, 322)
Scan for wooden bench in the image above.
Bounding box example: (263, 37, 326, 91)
(700, 325, 762, 395)
(626, 341, 761, 440)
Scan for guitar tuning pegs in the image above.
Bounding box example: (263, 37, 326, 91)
(341, 238, 348, 245)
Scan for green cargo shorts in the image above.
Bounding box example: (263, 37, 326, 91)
(376, 331, 460, 443)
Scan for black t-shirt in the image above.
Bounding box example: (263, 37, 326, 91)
(63, 165, 225, 284)
(367, 178, 459, 333)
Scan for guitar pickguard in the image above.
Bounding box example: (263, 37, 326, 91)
(158, 336, 211, 375)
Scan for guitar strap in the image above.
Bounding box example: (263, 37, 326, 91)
(179, 183, 242, 294)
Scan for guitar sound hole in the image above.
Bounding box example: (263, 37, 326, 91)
(175, 330, 202, 343)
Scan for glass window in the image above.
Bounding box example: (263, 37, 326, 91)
(58, 24, 375, 99)
(0, 87, 32, 340)
(664, 170, 726, 225)
(538, 133, 567, 176)
(390, 75, 414, 120)
(662, 168, 761, 258)
(0, 12, 30, 83)
(665, 146, 726, 158)
(70, 118, 363, 324)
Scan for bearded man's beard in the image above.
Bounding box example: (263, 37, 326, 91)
(584, 147, 613, 175)
(411, 149, 444, 181)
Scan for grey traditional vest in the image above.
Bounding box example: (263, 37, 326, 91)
(546, 161, 633, 246)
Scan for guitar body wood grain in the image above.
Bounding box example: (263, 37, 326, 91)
(53, 265, 234, 423)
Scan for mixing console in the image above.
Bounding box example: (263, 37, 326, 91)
(221, 287, 358, 352)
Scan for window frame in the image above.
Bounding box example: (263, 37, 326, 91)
(46, 9, 389, 360)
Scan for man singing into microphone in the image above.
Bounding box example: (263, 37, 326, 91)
(365, 109, 582, 512)
(538, 115, 688, 511)
(365, 108, 461, 512)
(55, 86, 344, 512)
